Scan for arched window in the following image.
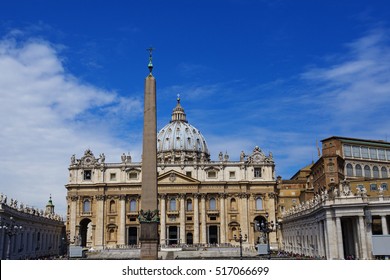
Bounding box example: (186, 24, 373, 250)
(346, 163, 353, 177)
(364, 165, 371, 178)
(109, 200, 116, 213)
(170, 198, 177, 211)
(381, 167, 388, 178)
(230, 198, 237, 210)
(130, 199, 137, 212)
(373, 166, 379, 178)
(83, 199, 91, 213)
(256, 198, 263, 210)
(209, 198, 216, 210)
(355, 164, 362, 177)
(186, 199, 193, 211)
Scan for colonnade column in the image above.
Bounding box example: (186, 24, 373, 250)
(335, 217, 344, 259)
(194, 194, 200, 244)
(160, 194, 166, 245)
(358, 216, 368, 259)
(179, 194, 186, 244)
(118, 195, 126, 245)
(325, 214, 336, 259)
(381, 216, 389, 235)
(219, 193, 226, 244)
(201, 194, 207, 244)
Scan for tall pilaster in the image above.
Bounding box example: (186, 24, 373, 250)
(160, 194, 166, 245)
(194, 194, 200, 244)
(118, 195, 126, 245)
(219, 193, 226, 244)
(201, 194, 207, 244)
(95, 194, 105, 249)
(139, 48, 159, 260)
(180, 194, 186, 244)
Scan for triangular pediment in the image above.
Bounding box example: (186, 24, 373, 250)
(158, 170, 200, 184)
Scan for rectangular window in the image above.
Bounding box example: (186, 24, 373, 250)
(254, 168, 261, 178)
(370, 148, 378, 160)
(186, 171, 192, 177)
(378, 149, 386, 160)
(207, 171, 217, 178)
(381, 183, 388, 191)
(110, 173, 116, 181)
(352, 146, 361, 158)
(361, 147, 369, 159)
(387, 150, 390, 161)
(343, 145, 352, 157)
(129, 172, 138, 180)
(209, 216, 217, 221)
(186, 216, 193, 221)
(84, 170, 92, 180)
(229, 171, 236, 179)
(370, 184, 377, 191)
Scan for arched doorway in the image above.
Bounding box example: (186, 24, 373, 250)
(254, 215, 267, 245)
(79, 218, 92, 247)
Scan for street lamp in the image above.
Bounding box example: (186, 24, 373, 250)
(233, 229, 247, 260)
(259, 212, 277, 259)
(0, 216, 23, 260)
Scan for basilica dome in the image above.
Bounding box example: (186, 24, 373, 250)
(157, 98, 210, 163)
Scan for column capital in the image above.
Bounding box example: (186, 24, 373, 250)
(95, 194, 106, 201)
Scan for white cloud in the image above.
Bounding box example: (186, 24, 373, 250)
(0, 36, 143, 216)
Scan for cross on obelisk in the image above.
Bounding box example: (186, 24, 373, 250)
(139, 47, 159, 259)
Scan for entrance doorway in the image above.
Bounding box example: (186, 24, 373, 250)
(186, 232, 193, 245)
(208, 226, 218, 244)
(79, 218, 92, 247)
(168, 226, 178, 245)
(128, 227, 138, 245)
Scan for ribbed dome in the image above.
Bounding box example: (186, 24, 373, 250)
(157, 98, 210, 163)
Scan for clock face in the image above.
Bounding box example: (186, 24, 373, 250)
(254, 154, 261, 162)
(84, 157, 92, 165)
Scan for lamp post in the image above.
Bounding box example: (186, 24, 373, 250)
(0, 216, 23, 260)
(234, 229, 247, 260)
(259, 212, 277, 260)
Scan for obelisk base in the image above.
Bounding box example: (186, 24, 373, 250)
(140, 223, 159, 260)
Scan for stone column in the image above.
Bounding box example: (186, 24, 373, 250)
(160, 194, 166, 245)
(194, 194, 200, 244)
(325, 214, 337, 259)
(95, 194, 105, 249)
(382, 215, 389, 235)
(118, 195, 126, 245)
(358, 216, 368, 259)
(201, 194, 207, 244)
(335, 217, 344, 259)
(239, 193, 249, 242)
(139, 52, 159, 260)
(179, 194, 186, 244)
(219, 193, 226, 244)
(69, 195, 78, 244)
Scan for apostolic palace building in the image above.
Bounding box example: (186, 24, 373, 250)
(65, 98, 278, 251)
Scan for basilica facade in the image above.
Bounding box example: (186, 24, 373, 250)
(65, 99, 278, 250)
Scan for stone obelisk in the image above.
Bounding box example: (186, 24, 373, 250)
(139, 48, 159, 260)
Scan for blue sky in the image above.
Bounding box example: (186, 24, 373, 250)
(1, 0, 390, 216)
